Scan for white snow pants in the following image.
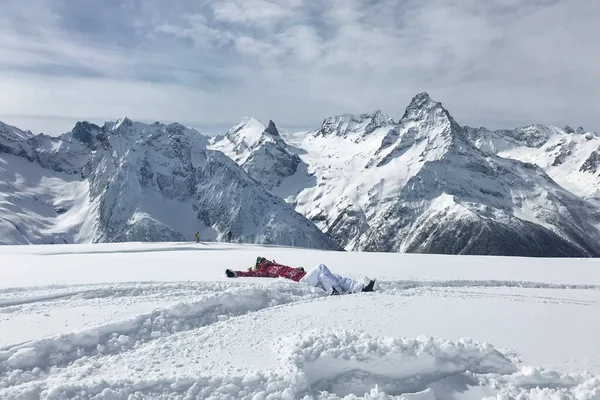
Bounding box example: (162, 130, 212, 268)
(299, 264, 364, 295)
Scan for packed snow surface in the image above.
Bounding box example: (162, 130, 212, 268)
(1, 242, 600, 399)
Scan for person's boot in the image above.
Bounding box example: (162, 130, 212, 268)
(225, 269, 238, 278)
(362, 279, 376, 292)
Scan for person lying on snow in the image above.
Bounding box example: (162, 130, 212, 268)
(226, 257, 376, 295)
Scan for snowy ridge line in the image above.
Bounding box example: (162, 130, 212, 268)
(0, 281, 247, 307)
(428, 288, 598, 306)
(0, 283, 320, 373)
(31, 244, 231, 256)
(0, 283, 95, 295)
(0, 291, 79, 308)
(378, 279, 600, 291)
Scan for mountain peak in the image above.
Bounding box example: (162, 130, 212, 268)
(115, 116, 133, 130)
(226, 117, 267, 149)
(369, 109, 394, 124)
(71, 121, 102, 144)
(405, 92, 440, 113)
(238, 117, 265, 128)
(400, 92, 460, 131)
(103, 117, 137, 134)
(413, 91, 432, 101)
(372, 92, 466, 167)
(0, 121, 33, 141)
(226, 117, 283, 147)
(317, 110, 394, 139)
(264, 120, 280, 136)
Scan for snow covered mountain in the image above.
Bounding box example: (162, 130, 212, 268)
(315, 110, 396, 141)
(4, 93, 600, 256)
(463, 124, 600, 203)
(0, 118, 340, 249)
(215, 93, 600, 256)
(210, 117, 305, 192)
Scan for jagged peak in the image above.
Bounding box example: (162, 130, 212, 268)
(226, 117, 267, 149)
(71, 121, 103, 144)
(370, 92, 470, 167)
(103, 116, 136, 133)
(412, 91, 433, 102)
(576, 126, 586, 134)
(115, 116, 133, 130)
(317, 110, 394, 138)
(399, 92, 462, 136)
(163, 122, 189, 135)
(236, 117, 266, 128)
(0, 120, 34, 141)
(228, 117, 282, 140)
(321, 110, 391, 125)
(72, 121, 101, 130)
(403, 92, 443, 116)
(368, 109, 394, 124)
(264, 120, 280, 136)
(564, 125, 575, 134)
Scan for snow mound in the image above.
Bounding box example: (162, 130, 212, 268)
(0, 283, 320, 372)
(9, 330, 599, 399)
(275, 331, 516, 397)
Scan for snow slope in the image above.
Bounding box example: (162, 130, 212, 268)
(0, 118, 339, 250)
(1, 242, 600, 399)
(464, 124, 600, 202)
(0, 154, 97, 245)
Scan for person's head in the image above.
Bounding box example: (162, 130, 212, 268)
(252, 256, 267, 271)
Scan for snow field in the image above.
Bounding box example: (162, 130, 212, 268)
(1, 243, 600, 399)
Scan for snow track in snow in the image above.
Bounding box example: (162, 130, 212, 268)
(0, 282, 319, 370)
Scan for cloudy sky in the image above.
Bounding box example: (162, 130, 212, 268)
(1, 0, 598, 135)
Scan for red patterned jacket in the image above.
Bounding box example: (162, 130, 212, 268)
(235, 258, 306, 282)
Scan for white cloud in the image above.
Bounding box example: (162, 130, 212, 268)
(0, 0, 599, 135)
(212, 0, 297, 27)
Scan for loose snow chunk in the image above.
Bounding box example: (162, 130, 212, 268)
(6, 347, 40, 369)
(274, 331, 517, 398)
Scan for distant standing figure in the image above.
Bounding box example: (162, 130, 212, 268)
(195, 232, 200, 243)
(226, 230, 233, 243)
